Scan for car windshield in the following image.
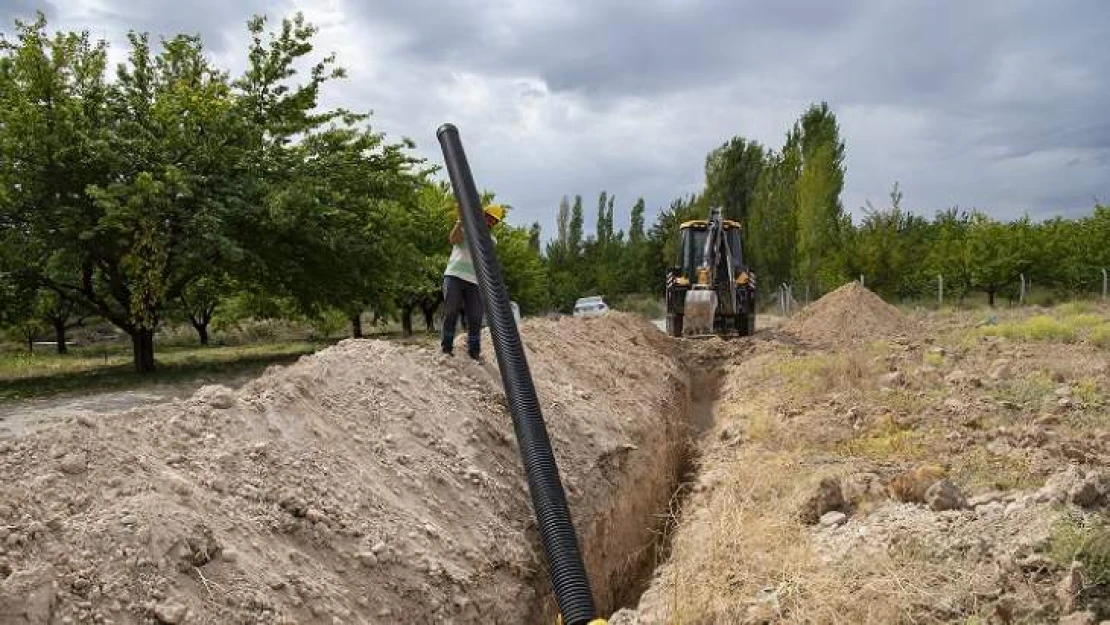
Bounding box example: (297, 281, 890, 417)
(576, 296, 603, 305)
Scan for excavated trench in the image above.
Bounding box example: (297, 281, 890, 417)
(530, 346, 732, 622)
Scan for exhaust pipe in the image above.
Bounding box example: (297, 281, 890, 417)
(436, 123, 599, 625)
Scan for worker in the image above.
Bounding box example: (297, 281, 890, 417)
(441, 203, 505, 360)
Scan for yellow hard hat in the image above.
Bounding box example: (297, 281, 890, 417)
(484, 204, 506, 222)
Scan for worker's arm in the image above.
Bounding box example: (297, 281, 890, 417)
(448, 220, 464, 245)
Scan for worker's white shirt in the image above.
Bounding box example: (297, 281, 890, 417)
(445, 235, 495, 285)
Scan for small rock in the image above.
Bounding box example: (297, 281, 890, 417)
(356, 551, 378, 567)
(819, 511, 848, 527)
(1057, 561, 1085, 614)
(608, 608, 640, 625)
(1069, 479, 1103, 508)
(1059, 397, 1076, 410)
(304, 508, 327, 524)
(988, 359, 1012, 380)
(925, 479, 967, 511)
(220, 548, 240, 564)
(59, 454, 87, 475)
(878, 371, 905, 389)
(1056, 385, 1074, 398)
(1059, 611, 1097, 625)
(799, 477, 845, 525)
(371, 541, 387, 555)
(153, 600, 188, 624)
(75, 415, 96, 428)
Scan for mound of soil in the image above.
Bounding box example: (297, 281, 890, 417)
(0, 313, 686, 624)
(781, 282, 915, 346)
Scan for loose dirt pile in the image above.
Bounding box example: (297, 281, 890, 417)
(781, 282, 916, 346)
(0, 313, 686, 624)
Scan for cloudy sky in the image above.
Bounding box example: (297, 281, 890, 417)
(5, 0, 1108, 237)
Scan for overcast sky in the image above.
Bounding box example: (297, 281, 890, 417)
(5, 0, 1109, 237)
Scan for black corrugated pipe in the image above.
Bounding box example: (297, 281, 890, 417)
(436, 123, 598, 625)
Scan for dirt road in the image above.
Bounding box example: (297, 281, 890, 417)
(0, 373, 257, 437)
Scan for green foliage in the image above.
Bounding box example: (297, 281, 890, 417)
(704, 136, 765, 223)
(0, 12, 423, 370)
(1048, 512, 1110, 587)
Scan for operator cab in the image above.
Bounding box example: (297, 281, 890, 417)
(676, 218, 745, 279)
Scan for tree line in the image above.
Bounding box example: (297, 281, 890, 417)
(0, 13, 546, 370)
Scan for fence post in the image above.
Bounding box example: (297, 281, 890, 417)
(859, 274, 865, 288)
(1019, 274, 1026, 305)
(805, 284, 810, 306)
(1103, 268, 1108, 300)
(938, 274, 944, 307)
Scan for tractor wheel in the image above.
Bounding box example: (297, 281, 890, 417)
(666, 313, 684, 337)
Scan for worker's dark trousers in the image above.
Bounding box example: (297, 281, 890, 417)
(441, 275, 482, 357)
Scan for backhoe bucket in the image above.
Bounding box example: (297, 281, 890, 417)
(683, 290, 717, 335)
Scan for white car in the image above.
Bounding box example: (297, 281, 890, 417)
(573, 296, 610, 318)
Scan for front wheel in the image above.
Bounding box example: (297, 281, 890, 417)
(666, 313, 684, 337)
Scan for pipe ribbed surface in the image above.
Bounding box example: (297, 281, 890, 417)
(436, 123, 598, 625)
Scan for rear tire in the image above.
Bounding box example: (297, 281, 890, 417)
(666, 313, 684, 337)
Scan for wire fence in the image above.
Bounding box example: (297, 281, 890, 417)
(766, 267, 1109, 317)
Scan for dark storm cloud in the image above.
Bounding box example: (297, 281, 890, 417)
(26, 0, 1110, 230)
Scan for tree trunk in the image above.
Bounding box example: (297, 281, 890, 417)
(350, 313, 364, 339)
(421, 303, 437, 332)
(401, 305, 414, 337)
(987, 287, 996, 308)
(53, 318, 68, 354)
(27, 335, 34, 354)
(192, 321, 210, 346)
(131, 328, 156, 373)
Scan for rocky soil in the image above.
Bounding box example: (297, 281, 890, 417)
(0, 313, 686, 624)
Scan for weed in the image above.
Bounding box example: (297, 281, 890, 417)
(981, 315, 1078, 343)
(840, 415, 926, 461)
(1047, 512, 1110, 586)
(1073, 378, 1103, 405)
(1058, 301, 1098, 316)
(1090, 325, 1110, 348)
(992, 372, 1056, 406)
(950, 447, 1041, 492)
(1066, 313, 1106, 329)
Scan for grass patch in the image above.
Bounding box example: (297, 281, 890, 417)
(1090, 325, 1110, 348)
(923, 351, 945, 367)
(950, 447, 1041, 493)
(992, 371, 1056, 406)
(1073, 378, 1103, 405)
(773, 351, 873, 396)
(1057, 301, 1098, 316)
(0, 341, 325, 401)
(1047, 512, 1110, 586)
(839, 413, 926, 461)
(981, 315, 1079, 342)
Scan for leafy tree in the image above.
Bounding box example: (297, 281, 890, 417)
(704, 136, 765, 223)
(792, 103, 847, 294)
